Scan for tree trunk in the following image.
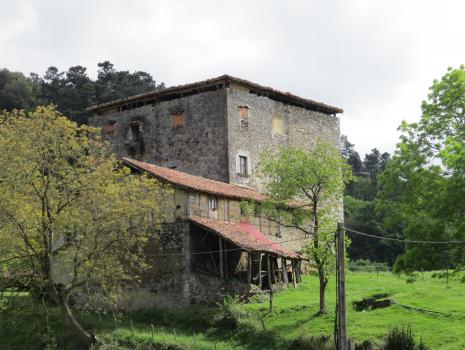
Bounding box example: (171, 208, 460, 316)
(318, 268, 328, 314)
(54, 289, 96, 347)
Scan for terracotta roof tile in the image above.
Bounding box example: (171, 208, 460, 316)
(87, 75, 343, 115)
(189, 215, 302, 259)
(123, 158, 266, 202)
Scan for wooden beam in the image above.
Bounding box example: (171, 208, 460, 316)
(258, 253, 263, 289)
(247, 252, 252, 284)
(282, 258, 289, 285)
(270, 257, 276, 284)
(218, 237, 224, 279)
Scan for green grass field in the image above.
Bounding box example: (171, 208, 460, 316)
(1, 272, 464, 349)
(249, 272, 465, 349)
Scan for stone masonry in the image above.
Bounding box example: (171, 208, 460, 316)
(88, 75, 342, 191)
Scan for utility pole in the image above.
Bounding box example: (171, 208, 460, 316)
(336, 222, 348, 350)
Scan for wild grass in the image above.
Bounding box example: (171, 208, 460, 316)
(1, 272, 464, 349)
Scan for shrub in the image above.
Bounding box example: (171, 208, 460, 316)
(285, 335, 333, 350)
(384, 326, 429, 350)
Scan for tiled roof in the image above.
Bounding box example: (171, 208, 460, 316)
(123, 158, 266, 202)
(189, 215, 302, 259)
(86, 74, 343, 115)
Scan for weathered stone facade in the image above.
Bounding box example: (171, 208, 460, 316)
(91, 89, 229, 182)
(89, 75, 341, 191)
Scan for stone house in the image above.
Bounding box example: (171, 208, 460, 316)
(120, 157, 305, 309)
(88, 75, 342, 192)
(86, 75, 342, 308)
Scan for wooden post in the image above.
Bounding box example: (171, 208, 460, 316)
(247, 252, 252, 284)
(258, 253, 263, 289)
(282, 258, 289, 285)
(292, 260, 297, 288)
(218, 237, 224, 279)
(266, 254, 273, 313)
(337, 222, 348, 350)
(270, 257, 276, 284)
(224, 240, 228, 279)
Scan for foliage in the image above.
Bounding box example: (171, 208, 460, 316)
(341, 135, 390, 201)
(0, 106, 167, 345)
(0, 69, 41, 110)
(384, 326, 429, 350)
(0, 62, 164, 124)
(344, 195, 403, 265)
(377, 66, 465, 272)
(258, 141, 354, 314)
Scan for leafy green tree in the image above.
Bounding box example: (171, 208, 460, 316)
(0, 106, 166, 346)
(0, 69, 40, 110)
(377, 66, 465, 272)
(258, 141, 353, 314)
(344, 195, 403, 265)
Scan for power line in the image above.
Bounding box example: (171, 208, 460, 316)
(345, 227, 465, 245)
(146, 235, 311, 257)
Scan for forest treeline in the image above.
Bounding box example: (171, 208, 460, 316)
(340, 136, 403, 265)
(0, 61, 164, 124)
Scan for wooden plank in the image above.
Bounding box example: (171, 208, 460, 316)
(218, 237, 224, 279)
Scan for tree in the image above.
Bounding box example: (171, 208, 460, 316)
(94, 60, 164, 104)
(0, 106, 166, 346)
(0, 69, 40, 110)
(377, 66, 465, 272)
(258, 141, 353, 314)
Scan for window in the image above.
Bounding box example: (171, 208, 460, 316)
(171, 113, 185, 127)
(239, 106, 249, 128)
(103, 121, 116, 135)
(239, 155, 248, 175)
(208, 197, 217, 211)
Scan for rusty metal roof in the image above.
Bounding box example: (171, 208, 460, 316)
(86, 74, 343, 115)
(123, 158, 266, 202)
(189, 215, 302, 259)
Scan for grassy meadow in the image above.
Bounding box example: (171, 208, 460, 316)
(1, 272, 464, 349)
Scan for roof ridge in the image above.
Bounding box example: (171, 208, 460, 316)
(87, 74, 343, 114)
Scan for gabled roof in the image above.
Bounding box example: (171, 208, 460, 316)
(123, 158, 266, 202)
(189, 215, 302, 259)
(86, 74, 343, 115)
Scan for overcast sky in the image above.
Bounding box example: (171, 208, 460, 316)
(1, 0, 463, 155)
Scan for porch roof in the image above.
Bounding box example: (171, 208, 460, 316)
(188, 215, 303, 259)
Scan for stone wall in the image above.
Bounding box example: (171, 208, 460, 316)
(226, 85, 340, 191)
(90, 89, 230, 182)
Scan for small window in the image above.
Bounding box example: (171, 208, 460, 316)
(239, 155, 248, 175)
(239, 106, 249, 128)
(208, 198, 217, 211)
(171, 113, 185, 127)
(189, 193, 198, 203)
(103, 121, 116, 135)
